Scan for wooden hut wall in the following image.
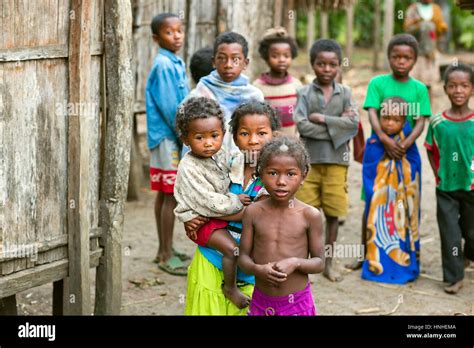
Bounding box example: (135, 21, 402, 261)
(0, 0, 103, 278)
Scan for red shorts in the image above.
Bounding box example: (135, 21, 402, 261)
(193, 219, 228, 247)
(150, 139, 180, 193)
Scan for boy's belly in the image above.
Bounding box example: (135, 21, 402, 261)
(255, 271, 309, 297)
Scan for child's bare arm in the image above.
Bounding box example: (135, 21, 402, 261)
(273, 207, 324, 275)
(238, 206, 259, 275)
(238, 206, 287, 286)
(305, 207, 325, 274)
(400, 116, 425, 150)
(426, 150, 437, 177)
(218, 208, 245, 222)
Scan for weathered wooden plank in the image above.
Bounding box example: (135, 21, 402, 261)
(0, 249, 103, 299)
(0, 229, 102, 265)
(34, 58, 68, 266)
(27, 0, 38, 47)
(2, 0, 15, 49)
(95, 0, 134, 315)
(49, 0, 59, 45)
(0, 44, 68, 62)
(85, 54, 101, 237)
(0, 1, 3, 48)
(57, 0, 69, 45)
(1, 60, 40, 276)
(0, 60, 4, 255)
(14, 0, 25, 48)
(67, 0, 94, 315)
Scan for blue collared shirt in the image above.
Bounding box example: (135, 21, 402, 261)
(146, 48, 189, 150)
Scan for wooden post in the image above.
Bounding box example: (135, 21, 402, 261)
(383, 0, 394, 69)
(307, 0, 316, 50)
(126, 117, 144, 201)
(95, 0, 134, 315)
(373, 0, 381, 71)
(345, 1, 354, 65)
(0, 295, 18, 315)
(287, 0, 296, 39)
(283, 0, 296, 38)
(274, 0, 283, 27)
(66, 0, 93, 315)
(320, 10, 329, 38)
(52, 279, 68, 315)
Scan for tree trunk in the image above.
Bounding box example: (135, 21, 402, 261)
(320, 10, 328, 38)
(345, 1, 354, 65)
(223, 0, 275, 81)
(373, 0, 381, 71)
(307, 0, 316, 50)
(383, 0, 394, 69)
(274, 0, 283, 27)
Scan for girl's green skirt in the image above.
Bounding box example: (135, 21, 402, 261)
(185, 248, 254, 315)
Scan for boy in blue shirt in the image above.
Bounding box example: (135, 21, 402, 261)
(146, 13, 189, 275)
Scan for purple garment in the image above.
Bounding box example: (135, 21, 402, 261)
(248, 283, 317, 316)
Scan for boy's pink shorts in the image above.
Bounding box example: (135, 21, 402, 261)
(248, 283, 317, 316)
(192, 219, 228, 247)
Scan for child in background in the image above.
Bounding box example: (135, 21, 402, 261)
(189, 46, 214, 85)
(294, 39, 359, 282)
(361, 34, 431, 284)
(362, 97, 422, 284)
(188, 32, 264, 153)
(146, 13, 189, 275)
(184, 101, 281, 315)
(239, 137, 325, 316)
(174, 97, 251, 308)
(253, 27, 302, 137)
(425, 63, 474, 294)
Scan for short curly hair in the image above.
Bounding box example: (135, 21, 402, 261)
(151, 13, 179, 36)
(190, 46, 214, 84)
(387, 34, 419, 59)
(229, 101, 281, 136)
(257, 136, 311, 177)
(309, 39, 342, 66)
(175, 97, 225, 138)
(443, 62, 474, 85)
(258, 37, 298, 61)
(214, 32, 249, 58)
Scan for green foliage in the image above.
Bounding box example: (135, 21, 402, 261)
(295, 0, 473, 50)
(451, 1, 474, 49)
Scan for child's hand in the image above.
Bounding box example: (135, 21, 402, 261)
(184, 216, 209, 240)
(186, 229, 197, 241)
(273, 257, 299, 276)
(238, 194, 252, 206)
(309, 113, 326, 124)
(399, 138, 411, 152)
(342, 108, 357, 118)
(381, 136, 404, 160)
(256, 263, 287, 287)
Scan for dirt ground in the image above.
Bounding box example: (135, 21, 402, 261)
(17, 49, 474, 316)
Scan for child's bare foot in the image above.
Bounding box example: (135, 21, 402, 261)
(324, 262, 343, 282)
(222, 285, 250, 309)
(345, 259, 363, 271)
(444, 280, 463, 295)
